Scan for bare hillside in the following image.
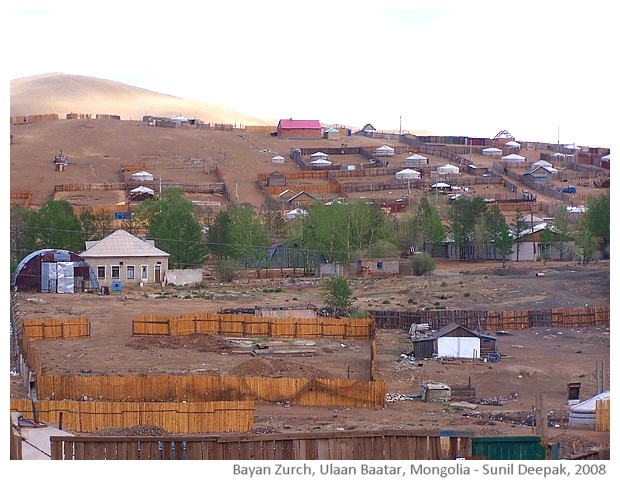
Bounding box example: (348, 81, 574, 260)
(10, 73, 270, 126)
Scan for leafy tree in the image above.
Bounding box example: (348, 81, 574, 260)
(510, 208, 529, 262)
(419, 197, 446, 256)
(79, 209, 114, 243)
(575, 229, 597, 264)
(448, 196, 487, 259)
(580, 192, 610, 258)
(138, 188, 207, 268)
(207, 209, 234, 259)
(228, 203, 270, 278)
(411, 251, 435, 276)
(10, 205, 37, 271)
(546, 208, 573, 260)
(485, 204, 513, 265)
(323, 276, 354, 316)
(26, 199, 84, 253)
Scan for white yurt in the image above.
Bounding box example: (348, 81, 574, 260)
(404, 153, 428, 166)
(601, 153, 610, 162)
(310, 151, 329, 160)
(395, 168, 421, 180)
(482, 147, 502, 157)
(568, 390, 610, 427)
(552, 152, 566, 160)
(532, 160, 553, 168)
(505, 140, 521, 148)
(437, 164, 460, 175)
(130, 185, 155, 195)
(131, 170, 154, 181)
(501, 153, 526, 162)
(171, 115, 189, 124)
(375, 145, 395, 157)
(310, 158, 332, 167)
(271, 155, 285, 164)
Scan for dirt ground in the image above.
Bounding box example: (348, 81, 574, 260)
(11, 260, 610, 457)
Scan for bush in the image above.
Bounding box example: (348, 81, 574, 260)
(411, 252, 435, 276)
(213, 259, 237, 283)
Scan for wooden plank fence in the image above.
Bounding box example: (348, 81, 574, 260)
(596, 399, 610, 432)
(50, 429, 468, 460)
(369, 306, 609, 331)
(35, 374, 386, 408)
(23, 317, 90, 341)
(132, 313, 375, 340)
(10, 399, 254, 434)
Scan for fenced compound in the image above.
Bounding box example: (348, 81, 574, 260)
(369, 306, 610, 331)
(49, 429, 470, 460)
(132, 313, 375, 340)
(10, 399, 254, 434)
(34, 374, 386, 408)
(10, 190, 32, 207)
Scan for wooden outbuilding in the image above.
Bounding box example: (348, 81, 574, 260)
(411, 322, 497, 360)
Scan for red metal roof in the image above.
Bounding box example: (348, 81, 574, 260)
(278, 119, 321, 129)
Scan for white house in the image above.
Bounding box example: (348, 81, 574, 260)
(80, 229, 170, 288)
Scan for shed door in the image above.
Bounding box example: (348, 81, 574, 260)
(438, 337, 480, 358)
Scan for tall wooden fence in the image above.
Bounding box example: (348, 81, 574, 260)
(50, 429, 469, 460)
(34, 374, 386, 408)
(369, 306, 610, 331)
(132, 313, 375, 340)
(596, 399, 610, 432)
(10, 399, 254, 434)
(23, 317, 90, 341)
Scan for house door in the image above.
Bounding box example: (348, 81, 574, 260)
(155, 265, 161, 283)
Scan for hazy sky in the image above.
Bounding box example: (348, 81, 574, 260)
(7, 0, 614, 146)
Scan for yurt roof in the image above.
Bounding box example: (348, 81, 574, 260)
(395, 168, 420, 177)
(431, 182, 451, 188)
(130, 185, 155, 194)
(132, 170, 152, 177)
(601, 154, 610, 160)
(376, 145, 394, 151)
(310, 151, 328, 157)
(406, 153, 427, 160)
(505, 140, 520, 147)
(482, 147, 502, 152)
(502, 153, 526, 161)
(570, 391, 610, 414)
(272, 155, 285, 160)
(310, 159, 332, 165)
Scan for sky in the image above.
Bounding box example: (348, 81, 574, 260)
(5, 0, 615, 147)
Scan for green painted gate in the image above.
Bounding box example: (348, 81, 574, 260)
(472, 436, 547, 460)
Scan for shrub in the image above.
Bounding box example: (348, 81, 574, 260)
(412, 252, 435, 276)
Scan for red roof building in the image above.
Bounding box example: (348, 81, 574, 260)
(277, 119, 322, 139)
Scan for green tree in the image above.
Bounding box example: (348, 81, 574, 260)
(411, 251, 435, 276)
(448, 196, 488, 259)
(580, 192, 610, 258)
(79, 209, 114, 243)
(323, 276, 354, 316)
(546, 208, 573, 260)
(485, 204, 513, 265)
(207, 209, 234, 259)
(419, 197, 446, 256)
(138, 188, 207, 268)
(511, 208, 529, 262)
(228, 203, 270, 278)
(10, 205, 37, 271)
(26, 199, 84, 253)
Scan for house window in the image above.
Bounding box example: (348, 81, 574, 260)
(141, 265, 148, 281)
(126, 265, 135, 280)
(376, 262, 383, 270)
(111, 266, 120, 279)
(97, 266, 106, 279)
